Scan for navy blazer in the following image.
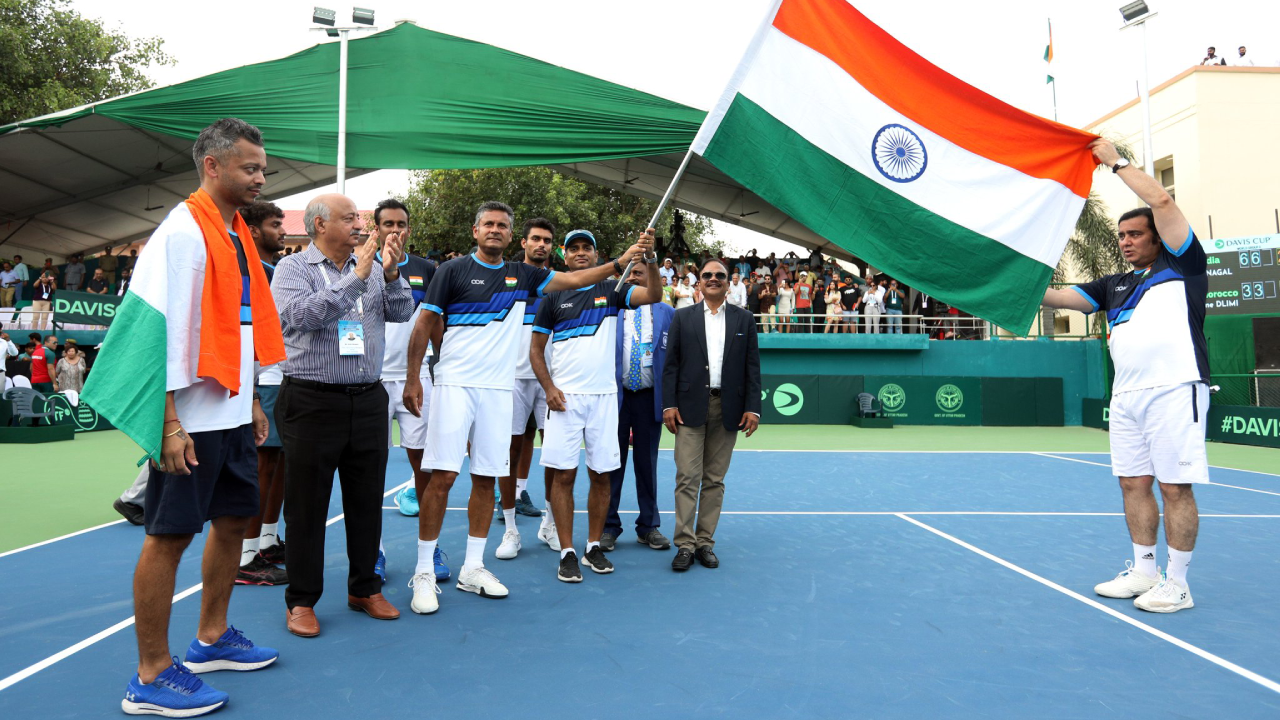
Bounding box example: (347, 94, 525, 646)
(614, 301, 675, 424)
(661, 301, 762, 432)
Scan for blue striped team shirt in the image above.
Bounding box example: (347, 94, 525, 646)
(425, 253, 554, 390)
(533, 281, 635, 395)
(271, 243, 414, 384)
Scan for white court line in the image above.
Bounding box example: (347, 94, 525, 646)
(0, 479, 414, 694)
(383, 507, 1280, 518)
(1032, 452, 1280, 498)
(0, 519, 126, 559)
(895, 513, 1280, 696)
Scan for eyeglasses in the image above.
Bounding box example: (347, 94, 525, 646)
(701, 271, 728, 281)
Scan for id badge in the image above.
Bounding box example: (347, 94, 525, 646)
(639, 343, 654, 368)
(338, 320, 365, 356)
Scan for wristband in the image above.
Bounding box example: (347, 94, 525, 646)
(613, 259, 624, 274)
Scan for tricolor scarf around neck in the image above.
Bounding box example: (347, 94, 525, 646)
(185, 188, 286, 395)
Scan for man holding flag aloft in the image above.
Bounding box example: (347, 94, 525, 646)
(84, 118, 285, 717)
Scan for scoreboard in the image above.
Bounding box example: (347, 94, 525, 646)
(1205, 233, 1280, 316)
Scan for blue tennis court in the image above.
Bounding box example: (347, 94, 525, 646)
(3, 448, 1279, 718)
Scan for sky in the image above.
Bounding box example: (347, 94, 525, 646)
(70, 0, 1279, 255)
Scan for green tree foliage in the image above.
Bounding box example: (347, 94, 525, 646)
(0, 0, 173, 125)
(401, 167, 717, 261)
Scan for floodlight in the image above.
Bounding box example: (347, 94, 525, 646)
(325, 28, 339, 38)
(353, 7, 375, 25)
(1119, 1, 1150, 23)
(313, 7, 336, 26)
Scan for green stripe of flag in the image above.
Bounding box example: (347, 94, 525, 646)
(81, 292, 169, 463)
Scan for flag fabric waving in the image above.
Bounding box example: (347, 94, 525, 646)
(689, 0, 1098, 334)
(1046, 19, 1055, 83)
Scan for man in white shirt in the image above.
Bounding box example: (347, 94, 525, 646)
(658, 258, 677, 286)
(1236, 46, 1255, 66)
(726, 272, 747, 308)
(1201, 46, 1226, 65)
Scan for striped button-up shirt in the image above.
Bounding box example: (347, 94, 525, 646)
(272, 243, 414, 384)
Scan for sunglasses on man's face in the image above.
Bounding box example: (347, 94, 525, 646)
(701, 271, 728, 281)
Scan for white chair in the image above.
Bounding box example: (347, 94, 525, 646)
(0, 309, 15, 326)
(3, 377, 12, 392)
(14, 308, 34, 329)
(12, 375, 31, 388)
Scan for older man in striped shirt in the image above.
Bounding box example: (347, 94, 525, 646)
(271, 193, 412, 637)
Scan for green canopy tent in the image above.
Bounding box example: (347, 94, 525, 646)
(0, 21, 846, 261)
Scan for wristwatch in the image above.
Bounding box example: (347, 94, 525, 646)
(1111, 158, 1131, 173)
(644, 255, 658, 264)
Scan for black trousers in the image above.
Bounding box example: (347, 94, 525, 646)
(277, 378, 388, 608)
(605, 387, 662, 538)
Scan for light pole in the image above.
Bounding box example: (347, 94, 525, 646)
(312, 7, 378, 194)
(1119, 1, 1158, 179)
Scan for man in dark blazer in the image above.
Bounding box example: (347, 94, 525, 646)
(604, 262, 675, 552)
(662, 259, 761, 571)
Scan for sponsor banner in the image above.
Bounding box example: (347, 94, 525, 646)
(760, 375, 820, 425)
(53, 290, 122, 325)
(1207, 404, 1280, 449)
(864, 376, 982, 425)
(41, 393, 116, 432)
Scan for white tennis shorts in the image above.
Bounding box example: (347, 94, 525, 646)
(1109, 382, 1209, 484)
(540, 392, 621, 473)
(383, 376, 432, 450)
(511, 377, 547, 434)
(422, 385, 513, 477)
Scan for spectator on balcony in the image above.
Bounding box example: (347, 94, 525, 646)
(10, 255, 30, 302)
(883, 280, 905, 334)
(0, 262, 19, 307)
(661, 276, 676, 307)
(758, 275, 777, 333)
(839, 276, 861, 333)
(659, 258, 677, 286)
(775, 277, 794, 333)
(1200, 46, 1226, 65)
(1236, 46, 1254, 66)
(64, 254, 86, 292)
(99, 245, 120, 285)
(811, 279, 827, 326)
(727, 272, 748, 309)
(794, 272, 814, 332)
(734, 256, 751, 278)
(746, 274, 763, 329)
(673, 276, 696, 309)
(862, 279, 884, 334)
(823, 282, 843, 333)
(86, 268, 110, 295)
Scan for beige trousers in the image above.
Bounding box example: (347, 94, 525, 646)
(673, 394, 738, 550)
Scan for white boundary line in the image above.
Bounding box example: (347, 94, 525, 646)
(1033, 452, 1280, 498)
(384, 507, 1280, 518)
(0, 480, 414, 693)
(895, 513, 1280, 695)
(0, 520, 126, 559)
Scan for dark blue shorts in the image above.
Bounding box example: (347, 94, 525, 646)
(144, 424, 259, 535)
(257, 385, 282, 448)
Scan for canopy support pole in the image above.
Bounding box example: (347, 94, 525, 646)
(337, 28, 350, 194)
(614, 148, 695, 291)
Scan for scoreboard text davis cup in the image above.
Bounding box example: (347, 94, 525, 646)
(1206, 233, 1280, 316)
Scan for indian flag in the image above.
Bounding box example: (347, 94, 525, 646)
(82, 205, 210, 463)
(690, 0, 1097, 334)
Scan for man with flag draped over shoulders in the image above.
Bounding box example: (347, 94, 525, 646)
(83, 118, 285, 718)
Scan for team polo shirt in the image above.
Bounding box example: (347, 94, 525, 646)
(1073, 227, 1208, 394)
(514, 264, 551, 381)
(533, 282, 636, 395)
(425, 253, 554, 390)
(257, 259, 284, 386)
(382, 255, 436, 382)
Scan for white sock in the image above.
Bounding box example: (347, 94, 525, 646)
(1167, 547, 1192, 586)
(240, 538, 259, 567)
(560, 547, 576, 559)
(543, 503, 555, 528)
(586, 541, 600, 553)
(259, 522, 279, 548)
(516, 478, 528, 497)
(379, 538, 385, 554)
(1133, 543, 1157, 577)
(197, 639, 215, 647)
(416, 539, 436, 576)
(502, 508, 517, 527)
(463, 535, 486, 571)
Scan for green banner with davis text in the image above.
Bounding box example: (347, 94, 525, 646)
(53, 289, 121, 325)
(864, 376, 983, 425)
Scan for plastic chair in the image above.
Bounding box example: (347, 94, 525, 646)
(11, 375, 31, 388)
(3, 387, 54, 426)
(856, 392, 881, 418)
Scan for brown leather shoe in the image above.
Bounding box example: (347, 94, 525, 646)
(286, 606, 320, 637)
(348, 593, 400, 620)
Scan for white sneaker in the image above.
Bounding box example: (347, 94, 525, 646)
(1134, 577, 1194, 613)
(456, 566, 509, 598)
(537, 523, 561, 552)
(1094, 561, 1161, 599)
(408, 573, 440, 615)
(495, 529, 521, 560)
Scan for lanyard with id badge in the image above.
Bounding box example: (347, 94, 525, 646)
(324, 264, 365, 356)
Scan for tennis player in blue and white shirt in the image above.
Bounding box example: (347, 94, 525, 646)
(1042, 139, 1206, 614)
(530, 229, 663, 583)
(399, 202, 651, 614)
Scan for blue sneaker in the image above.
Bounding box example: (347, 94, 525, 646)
(394, 486, 419, 516)
(183, 626, 279, 673)
(515, 490, 542, 517)
(434, 547, 450, 582)
(375, 550, 387, 584)
(122, 657, 228, 717)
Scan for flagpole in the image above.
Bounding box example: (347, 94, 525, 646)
(1051, 78, 1058, 122)
(614, 148, 695, 291)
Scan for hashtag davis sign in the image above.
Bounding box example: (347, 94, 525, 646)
(864, 376, 981, 425)
(1208, 404, 1280, 449)
(53, 290, 122, 326)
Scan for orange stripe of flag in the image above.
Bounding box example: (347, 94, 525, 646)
(772, 0, 1096, 198)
